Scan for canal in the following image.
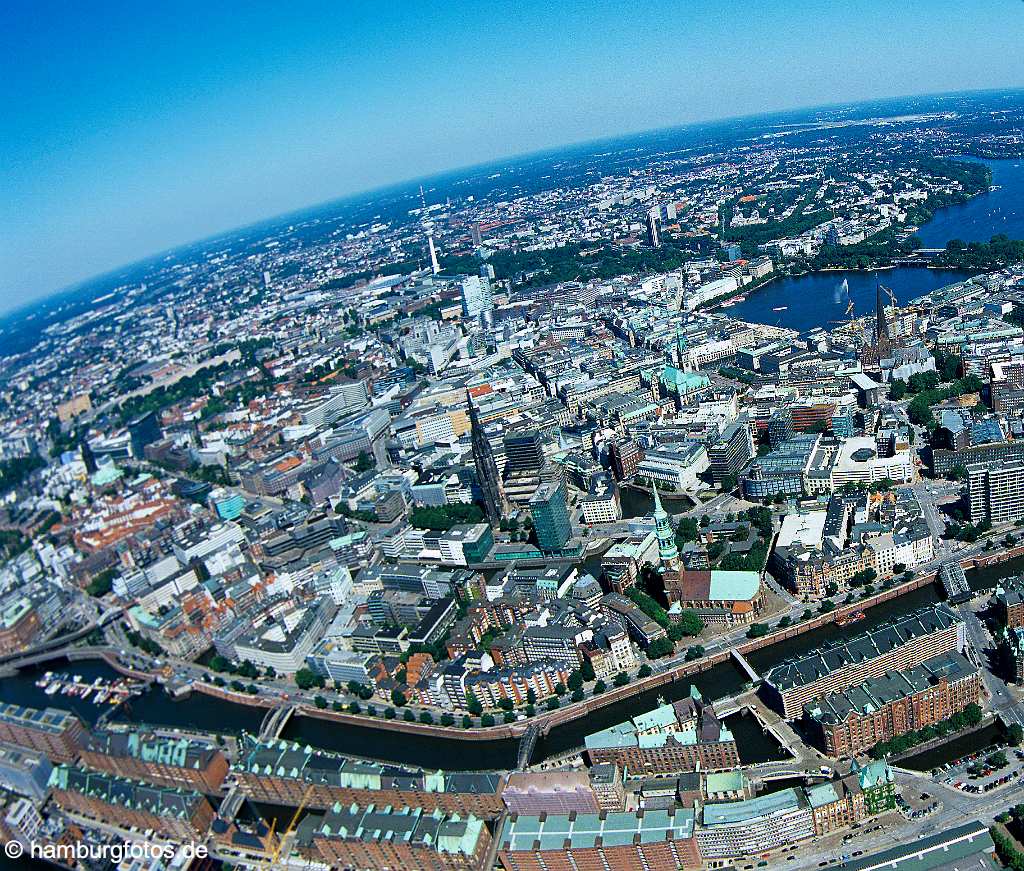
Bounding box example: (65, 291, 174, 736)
(899, 722, 1005, 773)
(4, 558, 1022, 770)
(619, 485, 693, 519)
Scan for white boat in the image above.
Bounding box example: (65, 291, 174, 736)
(772, 306, 788, 312)
(44, 683, 60, 696)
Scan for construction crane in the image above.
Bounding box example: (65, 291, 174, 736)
(268, 784, 314, 864)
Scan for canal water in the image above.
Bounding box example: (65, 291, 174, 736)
(744, 582, 942, 675)
(619, 486, 693, 519)
(2, 559, 1019, 770)
(915, 158, 1024, 248)
(898, 722, 1004, 773)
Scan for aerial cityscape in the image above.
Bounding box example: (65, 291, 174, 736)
(7, 5, 1024, 871)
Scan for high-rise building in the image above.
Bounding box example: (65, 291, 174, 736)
(610, 439, 642, 481)
(467, 393, 504, 526)
(471, 221, 483, 247)
(768, 408, 795, 450)
(708, 417, 754, 484)
(80, 438, 98, 474)
(503, 428, 544, 473)
(127, 410, 162, 459)
(831, 403, 856, 438)
(530, 480, 572, 552)
(968, 460, 1024, 524)
(646, 208, 662, 248)
(461, 275, 493, 318)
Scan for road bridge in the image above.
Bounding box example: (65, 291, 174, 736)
(731, 648, 760, 683)
(259, 705, 297, 741)
(517, 724, 541, 770)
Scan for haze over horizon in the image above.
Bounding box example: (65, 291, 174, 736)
(4, 0, 1024, 315)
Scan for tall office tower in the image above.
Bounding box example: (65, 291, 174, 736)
(503, 428, 545, 473)
(708, 417, 754, 484)
(831, 403, 856, 439)
(467, 393, 504, 526)
(80, 439, 98, 475)
(665, 202, 677, 220)
(968, 461, 1024, 524)
(530, 480, 572, 552)
(461, 275, 494, 318)
(480, 262, 496, 280)
(652, 486, 680, 571)
(767, 408, 795, 450)
(471, 221, 483, 247)
(262, 270, 272, 288)
(646, 208, 662, 248)
(609, 439, 642, 481)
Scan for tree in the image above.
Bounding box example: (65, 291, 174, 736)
(391, 688, 407, 707)
(613, 671, 630, 687)
(672, 610, 705, 638)
(419, 711, 434, 724)
(580, 659, 596, 682)
(593, 680, 607, 695)
(546, 697, 559, 710)
(554, 682, 566, 696)
(1009, 723, 1024, 746)
(462, 715, 473, 728)
(385, 707, 396, 719)
(481, 713, 495, 727)
(498, 697, 515, 711)
(638, 664, 653, 678)
(778, 615, 791, 628)
(295, 668, 321, 690)
(403, 709, 416, 722)
(526, 688, 537, 705)
(567, 670, 583, 691)
(353, 451, 375, 473)
(684, 645, 705, 661)
(264, 666, 276, 679)
(571, 688, 585, 703)
(313, 695, 327, 709)
(349, 702, 361, 714)
(467, 691, 484, 716)
(647, 638, 674, 659)
(440, 713, 455, 726)
(747, 622, 769, 638)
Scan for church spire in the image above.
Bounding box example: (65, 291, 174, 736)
(651, 483, 679, 570)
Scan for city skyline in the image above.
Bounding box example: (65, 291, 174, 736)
(4, 0, 1024, 314)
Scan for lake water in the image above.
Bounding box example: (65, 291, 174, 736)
(915, 158, 1024, 248)
(726, 157, 1024, 334)
(726, 267, 976, 334)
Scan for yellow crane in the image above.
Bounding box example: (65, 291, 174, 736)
(269, 784, 314, 864)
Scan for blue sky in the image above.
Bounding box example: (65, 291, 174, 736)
(3, 0, 1024, 314)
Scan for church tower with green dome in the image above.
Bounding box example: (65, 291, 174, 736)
(652, 485, 679, 570)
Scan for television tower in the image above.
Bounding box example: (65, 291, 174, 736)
(419, 186, 441, 275)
